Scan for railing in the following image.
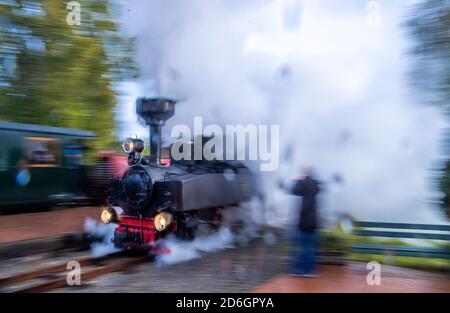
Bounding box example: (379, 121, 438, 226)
(351, 221, 450, 259)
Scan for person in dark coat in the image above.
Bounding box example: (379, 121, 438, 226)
(288, 167, 320, 277)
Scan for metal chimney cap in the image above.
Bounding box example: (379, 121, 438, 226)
(136, 97, 176, 126)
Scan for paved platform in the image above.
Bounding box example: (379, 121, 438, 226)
(0, 207, 99, 244)
(253, 262, 450, 293)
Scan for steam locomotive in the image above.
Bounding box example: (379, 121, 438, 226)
(100, 98, 258, 252)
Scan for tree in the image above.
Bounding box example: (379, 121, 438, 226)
(407, 0, 450, 218)
(0, 0, 136, 148)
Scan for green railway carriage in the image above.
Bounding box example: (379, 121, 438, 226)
(0, 122, 94, 209)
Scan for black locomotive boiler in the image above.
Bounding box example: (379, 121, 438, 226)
(100, 98, 258, 252)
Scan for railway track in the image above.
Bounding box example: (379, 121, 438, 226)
(0, 251, 151, 293)
(0, 226, 287, 293)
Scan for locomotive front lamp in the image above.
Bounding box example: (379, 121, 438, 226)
(154, 212, 173, 231)
(122, 138, 144, 154)
(100, 207, 118, 224)
(100, 208, 112, 224)
(122, 139, 134, 154)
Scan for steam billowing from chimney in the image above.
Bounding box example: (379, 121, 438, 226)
(119, 0, 447, 224)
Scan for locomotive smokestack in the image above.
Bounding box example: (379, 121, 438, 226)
(136, 97, 176, 164)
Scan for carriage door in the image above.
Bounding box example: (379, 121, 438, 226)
(0, 140, 8, 204)
(21, 137, 64, 202)
(63, 139, 84, 197)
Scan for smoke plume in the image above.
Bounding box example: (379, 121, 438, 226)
(84, 218, 121, 257)
(118, 0, 447, 224)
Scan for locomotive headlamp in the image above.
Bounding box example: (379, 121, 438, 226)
(122, 138, 144, 154)
(154, 212, 173, 231)
(100, 207, 118, 224)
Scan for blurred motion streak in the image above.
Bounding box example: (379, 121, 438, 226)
(0, 0, 136, 149)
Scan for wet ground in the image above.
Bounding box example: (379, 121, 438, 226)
(58, 229, 449, 293)
(63, 230, 291, 293)
(0, 207, 98, 244)
(1, 207, 448, 293)
(256, 262, 450, 292)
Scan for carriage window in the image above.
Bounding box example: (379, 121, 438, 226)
(64, 140, 84, 167)
(23, 137, 61, 167)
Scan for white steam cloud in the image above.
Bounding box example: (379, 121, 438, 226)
(84, 218, 121, 257)
(118, 0, 447, 224)
(156, 227, 235, 265)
